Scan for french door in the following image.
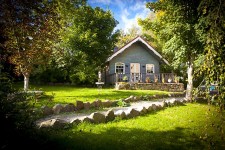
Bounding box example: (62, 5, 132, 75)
(130, 63, 140, 82)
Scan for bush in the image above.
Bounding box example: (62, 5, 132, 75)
(117, 99, 130, 107)
(0, 73, 42, 149)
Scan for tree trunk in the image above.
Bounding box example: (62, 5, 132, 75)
(23, 73, 30, 91)
(186, 61, 193, 102)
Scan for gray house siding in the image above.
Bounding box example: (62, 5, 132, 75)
(109, 42, 160, 75)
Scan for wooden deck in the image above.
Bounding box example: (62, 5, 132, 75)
(104, 73, 179, 84)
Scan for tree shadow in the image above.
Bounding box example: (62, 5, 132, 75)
(194, 97, 208, 104)
(23, 126, 209, 150)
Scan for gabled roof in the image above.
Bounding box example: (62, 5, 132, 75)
(107, 36, 169, 65)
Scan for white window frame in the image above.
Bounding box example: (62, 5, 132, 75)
(115, 62, 125, 74)
(146, 64, 155, 74)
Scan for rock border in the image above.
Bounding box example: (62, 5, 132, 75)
(41, 93, 185, 116)
(37, 97, 188, 129)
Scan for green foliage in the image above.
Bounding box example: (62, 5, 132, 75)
(0, 0, 63, 90)
(138, 11, 163, 52)
(195, 0, 225, 143)
(123, 75, 128, 81)
(141, 0, 203, 69)
(116, 99, 130, 107)
(195, 0, 225, 99)
(54, 4, 119, 84)
(32, 67, 69, 84)
(142, 95, 150, 101)
(139, 0, 204, 100)
(115, 26, 140, 48)
(0, 73, 42, 149)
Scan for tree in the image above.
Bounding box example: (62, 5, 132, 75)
(139, 0, 203, 101)
(0, 0, 61, 90)
(138, 11, 163, 52)
(194, 0, 225, 145)
(57, 5, 119, 84)
(196, 0, 225, 105)
(115, 25, 141, 48)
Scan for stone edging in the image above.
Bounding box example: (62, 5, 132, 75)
(116, 82, 184, 92)
(41, 93, 185, 117)
(37, 97, 187, 129)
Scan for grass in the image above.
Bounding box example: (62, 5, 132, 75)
(37, 102, 225, 150)
(12, 83, 224, 149)
(14, 83, 173, 107)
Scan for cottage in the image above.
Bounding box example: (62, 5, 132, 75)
(103, 36, 177, 85)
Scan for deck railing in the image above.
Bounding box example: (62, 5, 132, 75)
(104, 73, 177, 84)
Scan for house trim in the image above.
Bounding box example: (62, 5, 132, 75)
(107, 36, 169, 65)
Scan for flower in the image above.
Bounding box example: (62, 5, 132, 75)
(145, 77, 150, 82)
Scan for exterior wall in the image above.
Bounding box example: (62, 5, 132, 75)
(109, 42, 160, 75)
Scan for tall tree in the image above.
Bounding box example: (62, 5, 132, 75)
(138, 11, 164, 53)
(115, 25, 141, 49)
(195, 0, 225, 144)
(57, 5, 119, 83)
(139, 0, 203, 101)
(0, 0, 61, 90)
(196, 0, 225, 106)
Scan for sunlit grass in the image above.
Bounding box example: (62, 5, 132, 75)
(14, 83, 173, 107)
(41, 103, 225, 150)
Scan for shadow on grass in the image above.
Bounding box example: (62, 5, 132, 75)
(5, 104, 224, 150)
(30, 126, 207, 150)
(194, 97, 208, 104)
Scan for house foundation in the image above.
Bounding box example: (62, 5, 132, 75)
(115, 82, 184, 92)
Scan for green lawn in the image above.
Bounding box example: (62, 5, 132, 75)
(38, 102, 225, 150)
(13, 84, 224, 149)
(14, 83, 173, 107)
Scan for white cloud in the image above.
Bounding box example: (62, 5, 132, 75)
(117, 1, 150, 33)
(121, 11, 138, 33)
(130, 1, 146, 11)
(90, 0, 152, 33)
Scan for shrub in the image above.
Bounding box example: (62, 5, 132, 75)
(0, 73, 41, 149)
(123, 75, 128, 81)
(117, 99, 130, 107)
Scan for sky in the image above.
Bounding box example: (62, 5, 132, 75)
(88, 0, 156, 33)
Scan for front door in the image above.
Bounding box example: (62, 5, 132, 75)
(130, 63, 140, 82)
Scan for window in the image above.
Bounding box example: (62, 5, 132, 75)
(115, 62, 125, 74)
(146, 64, 154, 73)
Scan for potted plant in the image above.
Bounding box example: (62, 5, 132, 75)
(145, 77, 150, 83)
(162, 76, 165, 83)
(123, 75, 128, 82)
(154, 75, 158, 83)
(168, 78, 172, 83)
(174, 76, 180, 83)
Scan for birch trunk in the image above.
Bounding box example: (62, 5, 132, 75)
(23, 73, 30, 91)
(186, 61, 193, 102)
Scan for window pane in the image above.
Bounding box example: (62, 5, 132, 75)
(115, 62, 125, 74)
(146, 64, 154, 73)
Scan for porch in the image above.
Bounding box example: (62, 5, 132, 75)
(104, 73, 179, 84)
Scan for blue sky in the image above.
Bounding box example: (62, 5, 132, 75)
(88, 0, 156, 33)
